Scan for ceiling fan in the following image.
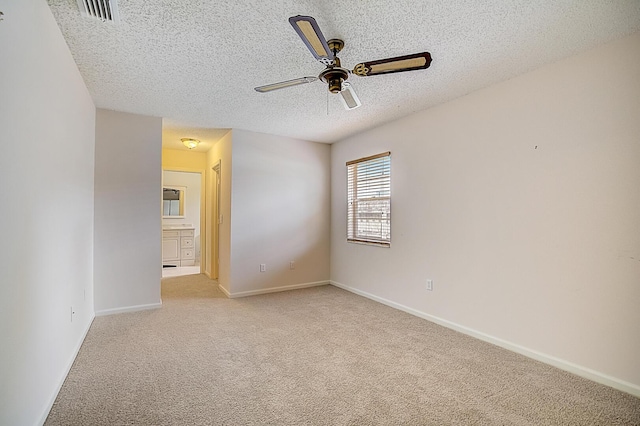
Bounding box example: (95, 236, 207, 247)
(255, 15, 432, 110)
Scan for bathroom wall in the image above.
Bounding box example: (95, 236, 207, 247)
(162, 147, 207, 170)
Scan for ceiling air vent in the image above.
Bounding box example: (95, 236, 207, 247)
(76, 0, 120, 23)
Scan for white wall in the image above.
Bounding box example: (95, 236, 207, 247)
(229, 129, 331, 296)
(0, 1, 96, 425)
(94, 109, 162, 314)
(331, 32, 640, 395)
(163, 170, 202, 257)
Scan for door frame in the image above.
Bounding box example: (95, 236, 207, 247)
(162, 167, 206, 274)
(211, 161, 221, 280)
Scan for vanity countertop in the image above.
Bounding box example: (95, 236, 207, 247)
(163, 225, 194, 230)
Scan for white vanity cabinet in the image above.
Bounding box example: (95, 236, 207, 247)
(162, 227, 195, 266)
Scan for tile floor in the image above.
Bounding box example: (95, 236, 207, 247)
(162, 264, 201, 278)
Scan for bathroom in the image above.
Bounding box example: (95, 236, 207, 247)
(162, 170, 201, 277)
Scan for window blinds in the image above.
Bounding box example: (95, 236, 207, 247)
(346, 152, 391, 246)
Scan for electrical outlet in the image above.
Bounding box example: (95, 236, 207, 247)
(426, 280, 433, 291)
(260, 264, 266, 272)
(290, 261, 295, 270)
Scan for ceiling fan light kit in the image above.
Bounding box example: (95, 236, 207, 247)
(339, 82, 361, 110)
(255, 15, 432, 111)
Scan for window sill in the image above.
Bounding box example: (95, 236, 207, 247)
(347, 239, 390, 248)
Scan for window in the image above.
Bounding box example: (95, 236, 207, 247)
(347, 152, 391, 246)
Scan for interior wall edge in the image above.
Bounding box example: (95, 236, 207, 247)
(218, 284, 231, 298)
(37, 314, 95, 425)
(94, 302, 163, 317)
(224, 280, 330, 299)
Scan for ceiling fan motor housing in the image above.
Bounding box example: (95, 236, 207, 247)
(319, 56, 349, 94)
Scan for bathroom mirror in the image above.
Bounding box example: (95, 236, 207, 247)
(163, 186, 185, 218)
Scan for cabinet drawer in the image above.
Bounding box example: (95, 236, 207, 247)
(180, 230, 194, 237)
(163, 230, 180, 238)
(181, 249, 194, 259)
(181, 238, 194, 248)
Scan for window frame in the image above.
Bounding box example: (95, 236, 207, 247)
(346, 151, 391, 247)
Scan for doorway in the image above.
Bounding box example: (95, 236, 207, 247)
(162, 169, 204, 278)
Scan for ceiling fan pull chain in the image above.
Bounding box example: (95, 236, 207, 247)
(327, 90, 329, 116)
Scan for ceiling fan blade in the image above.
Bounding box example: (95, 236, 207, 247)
(289, 15, 333, 63)
(339, 82, 361, 110)
(352, 52, 432, 77)
(255, 76, 318, 93)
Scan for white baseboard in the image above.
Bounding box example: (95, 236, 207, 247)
(330, 280, 640, 398)
(38, 313, 95, 426)
(218, 283, 231, 297)
(95, 302, 162, 317)
(225, 280, 329, 299)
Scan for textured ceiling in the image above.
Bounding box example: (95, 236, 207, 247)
(47, 0, 640, 145)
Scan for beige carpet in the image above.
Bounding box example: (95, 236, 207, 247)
(46, 274, 640, 425)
